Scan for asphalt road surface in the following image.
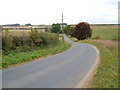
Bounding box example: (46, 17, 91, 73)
(2, 36, 98, 88)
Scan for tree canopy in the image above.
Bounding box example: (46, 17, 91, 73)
(72, 22, 92, 40)
(51, 24, 61, 33)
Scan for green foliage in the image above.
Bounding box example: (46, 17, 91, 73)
(29, 27, 42, 46)
(2, 29, 64, 68)
(51, 23, 61, 33)
(72, 22, 92, 40)
(64, 25, 75, 35)
(40, 32, 59, 45)
(45, 28, 50, 32)
(2, 30, 14, 51)
(2, 29, 59, 54)
(13, 36, 31, 47)
(2, 42, 72, 68)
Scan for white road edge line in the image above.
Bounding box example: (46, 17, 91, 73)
(75, 44, 100, 88)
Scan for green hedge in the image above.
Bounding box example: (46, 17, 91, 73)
(2, 29, 59, 54)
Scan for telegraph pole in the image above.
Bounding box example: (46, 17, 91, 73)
(62, 13, 63, 34)
(61, 13, 64, 41)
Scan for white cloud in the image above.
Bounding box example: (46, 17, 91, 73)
(0, 0, 118, 25)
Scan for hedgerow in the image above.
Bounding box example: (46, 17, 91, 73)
(2, 29, 59, 54)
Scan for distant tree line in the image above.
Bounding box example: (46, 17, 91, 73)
(2, 23, 32, 27)
(2, 24, 20, 26)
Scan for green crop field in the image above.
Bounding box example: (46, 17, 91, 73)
(91, 25, 118, 40)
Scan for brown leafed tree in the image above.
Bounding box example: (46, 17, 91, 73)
(72, 22, 92, 40)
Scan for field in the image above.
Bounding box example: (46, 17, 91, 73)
(2, 30, 42, 36)
(91, 25, 118, 40)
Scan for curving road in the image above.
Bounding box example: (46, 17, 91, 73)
(2, 36, 98, 88)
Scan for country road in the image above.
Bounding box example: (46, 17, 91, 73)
(2, 36, 99, 88)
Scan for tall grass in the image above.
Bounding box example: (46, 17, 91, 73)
(84, 40, 118, 56)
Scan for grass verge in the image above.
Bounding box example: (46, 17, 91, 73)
(69, 36, 118, 88)
(2, 41, 72, 69)
(79, 40, 118, 88)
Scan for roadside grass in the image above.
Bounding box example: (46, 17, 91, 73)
(91, 25, 118, 40)
(67, 35, 78, 42)
(69, 35, 118, 88)
(2, 41, 72, 69)
(79, 40, 118, 88)
(68, 25, 118, 88)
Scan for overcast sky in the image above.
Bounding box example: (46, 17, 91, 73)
(0, 0, 119, 25)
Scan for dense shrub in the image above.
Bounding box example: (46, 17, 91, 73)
(29, 28, 42, 46)
(72, 22, 92, 40)
(2, 30, 14, 51)
(64, 25, 75, 35)
(40, 32, 59, 45)
(50, 24, 61, 33)
(13, 36, 31, 46)
(2, 29, 59, 54)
